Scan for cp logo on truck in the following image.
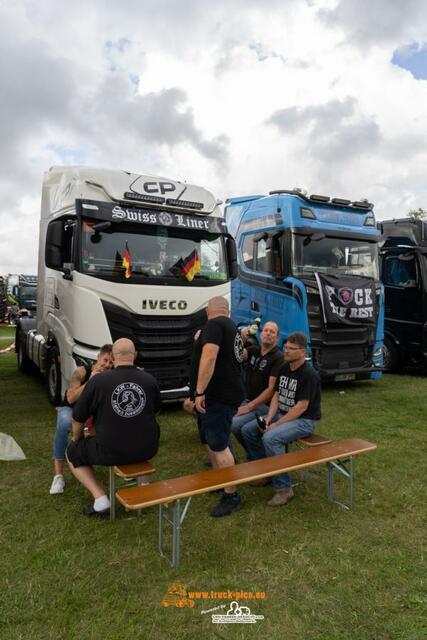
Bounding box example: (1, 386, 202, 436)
(111, 382, 146, 418)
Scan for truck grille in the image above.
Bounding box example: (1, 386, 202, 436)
(306, 287, 377, 374)
(102, 300, 207, 391)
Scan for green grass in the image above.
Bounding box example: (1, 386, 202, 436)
(0, 352, 426, 640)
(0, 323, 15, 339)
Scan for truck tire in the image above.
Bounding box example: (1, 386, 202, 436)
(383, 337, 399, 372)
(46, 347, 62, 405)
(16, 331, 32, 373)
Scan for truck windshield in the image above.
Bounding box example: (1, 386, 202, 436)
(20, 286, 37, 297)
(292, 233, 379, 279)
(80, 219, 228, 284)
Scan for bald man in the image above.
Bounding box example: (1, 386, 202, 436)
(66, 338, 161, 517)
(193, 296, 245, 517)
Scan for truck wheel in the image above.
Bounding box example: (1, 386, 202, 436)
(383, 337, 399, 372)
(16, 331, 32, 373)
(46, 348, 62, 405)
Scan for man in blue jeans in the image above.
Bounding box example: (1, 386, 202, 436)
(49, 344, 113, 494)
(242, 332, 321, 506)
(231, 321, 282, 454)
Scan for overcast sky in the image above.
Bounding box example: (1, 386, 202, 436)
(1, 0, 427, 274)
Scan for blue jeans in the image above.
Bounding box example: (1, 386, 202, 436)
(52, 406, 73, 461)
(231, 401, 269, 451)
(242, 413, 316, 490)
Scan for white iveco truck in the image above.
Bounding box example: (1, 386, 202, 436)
(16, 166, 237, 403)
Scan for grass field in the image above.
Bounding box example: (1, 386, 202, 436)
(0, 348, 426, 640)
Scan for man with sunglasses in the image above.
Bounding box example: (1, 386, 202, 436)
(242, 332, 321, 506)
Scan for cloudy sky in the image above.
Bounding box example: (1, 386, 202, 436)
(1, 0, 427, 274)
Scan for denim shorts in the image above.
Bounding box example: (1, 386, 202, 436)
(199, 402, 237, 452)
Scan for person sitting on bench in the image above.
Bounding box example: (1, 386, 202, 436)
(231, 320, 283, 455)
(242, 331, 321, 506)
(66, 338, 161, 517)
(49, 344, 113, 495)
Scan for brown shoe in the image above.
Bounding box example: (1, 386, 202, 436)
(267, 488, 294, 506)
(249, 478, 270, 487)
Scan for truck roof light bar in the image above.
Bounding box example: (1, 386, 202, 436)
(166, 198, 204, 210)
(300, 207, 317, 220)
(331, 198, 351, 206)
(352, 200, 374, 211)
(123, 192, 165, 205)
(310, 194, 330, 203)
(269, 188, 307, 196)
(268, 188, 375, 212)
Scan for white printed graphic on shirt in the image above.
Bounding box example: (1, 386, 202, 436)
(277, 375, 297, 413)
(234, 333, 245, 363)
(111, 382, 146, 418)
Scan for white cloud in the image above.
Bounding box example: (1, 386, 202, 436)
(0, 0, 427, 273)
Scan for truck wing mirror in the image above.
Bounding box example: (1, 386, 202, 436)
(226, 237, 238, 279)
(45, 220, 65, 270)
(303, 232, 325, 246)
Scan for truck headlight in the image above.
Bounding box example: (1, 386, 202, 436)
(73, 354, 96, 367)
(373, 347, 383, 357)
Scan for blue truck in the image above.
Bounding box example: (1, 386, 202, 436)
(226, 188, 384, 382)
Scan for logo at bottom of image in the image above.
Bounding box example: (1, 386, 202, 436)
(211, 601, 264, 625)
(162, 582, 265, 624)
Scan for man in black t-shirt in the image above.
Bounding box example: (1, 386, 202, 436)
(231, 321, 282, 453)
(66, 338, 160, 517)
(193, 296, 245, 517)
(242, 332, 321, 507)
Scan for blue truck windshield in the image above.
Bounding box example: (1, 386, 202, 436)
(292, 233, 379, 280)
(80, 219, 228, 283)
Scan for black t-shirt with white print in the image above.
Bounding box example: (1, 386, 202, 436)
(73, 365, 161, 463)
(275, 362, 321, 420)
(245, 345, 283, 401)
(197, 315, 245, 407)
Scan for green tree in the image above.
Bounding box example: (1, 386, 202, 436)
(408, 207, 427, 221)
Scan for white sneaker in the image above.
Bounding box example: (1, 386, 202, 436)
(50, 475, 65, 495)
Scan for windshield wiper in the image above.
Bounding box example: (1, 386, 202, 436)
(325, 268, 374, 279)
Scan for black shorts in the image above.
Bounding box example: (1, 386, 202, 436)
(198, 402, 237, 452)
(66, 437, 115, 468)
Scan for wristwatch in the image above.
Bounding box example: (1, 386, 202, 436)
(194, 391, 205, 397)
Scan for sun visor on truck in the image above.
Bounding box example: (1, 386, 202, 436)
(76, 200, 228, 235)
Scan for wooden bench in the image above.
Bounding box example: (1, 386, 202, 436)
(297, 434, 332, 447)
(109, 461, 156, 521)
(116, 438, 376, 568)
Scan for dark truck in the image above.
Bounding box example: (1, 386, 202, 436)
(380, 218, 427, 371)
(0, 276, 7, 322)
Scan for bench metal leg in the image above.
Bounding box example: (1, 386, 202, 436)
(109, 467, 116, 521)
(327, 456, 353, 510)
(159, 498, 192, 569)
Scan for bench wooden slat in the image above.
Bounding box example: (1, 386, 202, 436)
(113, 461, 155, 480)
(116, 438, 376, 511)
(297, 434, 332, 447)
